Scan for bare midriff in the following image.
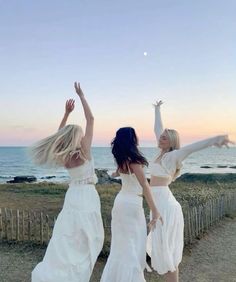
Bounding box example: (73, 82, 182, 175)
(150, 175, 170, 187)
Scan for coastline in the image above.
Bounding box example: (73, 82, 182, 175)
(1, 146, 236, 184)
(2, 170, 236, 185)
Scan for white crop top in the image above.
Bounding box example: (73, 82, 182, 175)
(149, 161, 173, 185)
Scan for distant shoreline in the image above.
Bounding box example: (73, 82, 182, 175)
(2, 172, 236, 185)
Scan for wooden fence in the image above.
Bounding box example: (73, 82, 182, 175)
(0, 191, 236, 246)
(183, 192, 236, 244)
(0, 209, 56, 244)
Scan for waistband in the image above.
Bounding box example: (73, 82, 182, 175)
(70, 176, 97, 185)
(151, 185, 169, 190)
(116, 191, 143, 207)
(150, 185, 169, 189)
(69, 181, 96, 188)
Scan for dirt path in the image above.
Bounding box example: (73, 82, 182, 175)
(0, 218, 235, 282)
(179, 217, 236, 282)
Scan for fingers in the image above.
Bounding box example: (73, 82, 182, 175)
(148, 215, 164, 231)
(66, 99, 75, 106)
(148, 219, 157, 231)
(223, 137, 235, 148)
(153, 100, 163, 107)
(74, 82, 81, 92)
(147, 222, 154, 231)
(65, 99, 75, 112)
(74, 82, 78, 90)
(160, 216, 164, 225)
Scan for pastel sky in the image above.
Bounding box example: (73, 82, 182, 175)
(0, 0, 235, 146)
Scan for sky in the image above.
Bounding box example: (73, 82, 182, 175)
(0, 0, 235, 146)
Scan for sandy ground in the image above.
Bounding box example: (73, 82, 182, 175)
(0, 218, 235, 282)
(179, 217, 236, 282)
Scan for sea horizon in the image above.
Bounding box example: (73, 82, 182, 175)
(0, 146, 236, 184)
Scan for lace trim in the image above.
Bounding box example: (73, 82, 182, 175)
(70, 175, 98, 185)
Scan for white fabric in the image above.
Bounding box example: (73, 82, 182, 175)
(32, 161, 104, 282)
(149, 106, 227, 275)
(67, 159, 98, 184)
(147, 186, 184, 275)
(149, 162, 172, 185)
(101, 173, 147, 282)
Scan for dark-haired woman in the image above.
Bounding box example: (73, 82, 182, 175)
(101, 127, 163, 282)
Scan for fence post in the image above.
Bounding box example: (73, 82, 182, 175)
(28, 211, 32, 241)
(4, 208, 8, 240)
(40, 212, 44, 244)
(16, 209, 20, 241)
(0, 208, 2, 240)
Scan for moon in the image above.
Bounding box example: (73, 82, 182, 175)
(144, 52, 148, 56)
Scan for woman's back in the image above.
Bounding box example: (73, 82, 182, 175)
(119, 172, 143, 196)
(66, 159, 98, 185)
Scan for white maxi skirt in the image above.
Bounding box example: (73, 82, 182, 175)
(147, 186, 184, 275)
(101, 192, 147, 282)
(32, 183, 104, 282)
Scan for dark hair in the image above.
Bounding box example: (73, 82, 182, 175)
(111, 127, 148, 172)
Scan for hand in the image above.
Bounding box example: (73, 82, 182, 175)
(111, 171, 118, 178)
(148, 209, 163, 231)
(65, 99, 75, 114)
(74, 82, 84, 97)
(153, 100, 163, 107)
(221, 135, 235, 148)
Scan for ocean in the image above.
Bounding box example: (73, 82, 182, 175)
(0, 146, 235, 184)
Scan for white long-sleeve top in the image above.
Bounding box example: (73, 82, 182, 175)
(150, 105, 228, 183)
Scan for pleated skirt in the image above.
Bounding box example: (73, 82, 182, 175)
(147, 186, 184, 275)
(32, 183, 104, 282)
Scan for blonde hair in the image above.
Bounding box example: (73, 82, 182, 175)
(165, 129, 180, 151)
(165, 128, 181, 180)
(29, 124, 86, 167)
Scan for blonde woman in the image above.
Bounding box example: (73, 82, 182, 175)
(31, 82, 104, 282)
(147, 100, 233, 282)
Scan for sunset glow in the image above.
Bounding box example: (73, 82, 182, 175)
(0, 1, 235, 146)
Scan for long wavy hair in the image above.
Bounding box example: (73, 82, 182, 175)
(111, 127, 148, 172)
(29, 124, 86, 167)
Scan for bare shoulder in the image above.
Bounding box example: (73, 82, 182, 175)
(64, 154, 85, 168)
(129, 163, 143, 172)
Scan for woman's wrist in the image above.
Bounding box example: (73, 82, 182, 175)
(152, 207, 158, 215)
(78, 92, 85, 99)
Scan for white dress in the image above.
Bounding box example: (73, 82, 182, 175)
(32, 160, 104, 282)
(147, 105, 228, 275)
(101, 172, 147, 282)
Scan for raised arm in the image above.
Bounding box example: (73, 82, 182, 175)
(130, 163, 163, 229)
(154, 101, 164, 143)
(74, 82, 94, 156)
(58, 99, 75, 130)
(174, 135, 232, 164)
